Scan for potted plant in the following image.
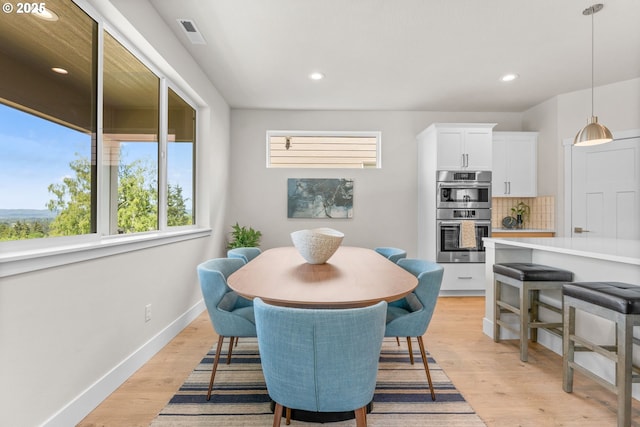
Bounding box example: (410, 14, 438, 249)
(510, 201, 530, 229)
(227, 222, 262, 249)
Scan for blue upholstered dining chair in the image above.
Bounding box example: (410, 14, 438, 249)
(374, 247, 408, 345)
(385, 258, 444, 401)
(197, 258, 256, 400)
(227, 247, 262, 264)
(374, 246, 407, 264)
(254, 298, 387, 427)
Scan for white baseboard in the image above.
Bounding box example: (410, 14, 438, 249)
(439, 290, 485, 297)
(41, 300, 206, 427)
(482, 316, 494, 338)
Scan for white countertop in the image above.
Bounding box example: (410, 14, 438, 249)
(483, 237, 640, 265)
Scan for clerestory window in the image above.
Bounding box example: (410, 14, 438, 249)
(267, 131, 381, 169)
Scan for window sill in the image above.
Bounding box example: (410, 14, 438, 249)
(0, 228, 212, 278)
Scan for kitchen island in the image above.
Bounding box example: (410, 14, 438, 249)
(483, 237, 640, 396)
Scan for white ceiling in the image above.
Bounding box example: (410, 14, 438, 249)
(148, 0, 640, 112)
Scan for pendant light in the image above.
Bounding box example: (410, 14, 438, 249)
(573, 3, 613, 147)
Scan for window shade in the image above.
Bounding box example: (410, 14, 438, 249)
(267, 132, 380, 168)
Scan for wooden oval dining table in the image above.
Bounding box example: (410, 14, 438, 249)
(227, 246, 418, 308)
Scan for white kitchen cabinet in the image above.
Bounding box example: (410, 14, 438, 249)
(433, 124, 495, 170)
(492, 132, 537, 197)
(441, 263, 485, 293)
(416, 122, 496, 295)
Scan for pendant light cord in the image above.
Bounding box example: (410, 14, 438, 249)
(591, 8, 594, 117)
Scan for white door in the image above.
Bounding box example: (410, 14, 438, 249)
(571, 136, 640, 239)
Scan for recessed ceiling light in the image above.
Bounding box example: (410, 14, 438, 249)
(34, 7, 59, 21)
(500, 73, 519, 82)
(51, 67, 68, 75)
(309, 72, 325, 81)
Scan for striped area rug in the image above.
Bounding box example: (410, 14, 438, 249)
(151, 338, 486, 426)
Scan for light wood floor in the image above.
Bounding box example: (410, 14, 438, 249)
(78, 297, 640, 426)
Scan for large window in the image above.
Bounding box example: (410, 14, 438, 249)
(0, 0, 97, 240)
(103, 32, 160, 234)
(0, 0, 197, 242)
(167, 88, 195, 226)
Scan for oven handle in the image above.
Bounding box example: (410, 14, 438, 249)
(437, 182, 490, 189)
(438, 220, 491, 226)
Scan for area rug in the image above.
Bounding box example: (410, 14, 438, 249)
(151, 338, 486, 426)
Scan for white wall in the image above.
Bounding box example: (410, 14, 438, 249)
(0, 1, 231, 426)
(523, 77, 640, 234)
(229, 110, 522, 255)
(522, 97, 559, 197)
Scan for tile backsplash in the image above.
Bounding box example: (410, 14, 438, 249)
(492, 196, 555, 230)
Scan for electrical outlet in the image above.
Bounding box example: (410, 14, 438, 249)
(145, 304, 152, 322)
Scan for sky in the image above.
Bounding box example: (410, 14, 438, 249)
(0, 103, 193, 210)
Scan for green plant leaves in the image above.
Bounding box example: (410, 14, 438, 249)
(227, 222, 262, 249)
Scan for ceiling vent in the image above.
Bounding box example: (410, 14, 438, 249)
(177, 19, 206, 45)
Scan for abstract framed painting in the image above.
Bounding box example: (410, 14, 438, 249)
(287, 178, 353, 219)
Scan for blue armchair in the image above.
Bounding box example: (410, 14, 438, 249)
(385, 258, 444, 400)
(254, 298, 387, 427)
(197, 258, 256, 400)
(227, 247, 262, 264)
(374, 246, 407, 264)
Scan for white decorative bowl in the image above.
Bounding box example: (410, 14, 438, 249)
(290, 228, 344, 264)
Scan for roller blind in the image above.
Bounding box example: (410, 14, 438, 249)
(267, 131, 381, 168)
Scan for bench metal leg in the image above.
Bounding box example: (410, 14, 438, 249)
(530, 289, 539, 343)
(617, 315, 633, 427)
(519, 284, 530, 362)
(562, 304, 575, 393)
(493, 278, 501, 342)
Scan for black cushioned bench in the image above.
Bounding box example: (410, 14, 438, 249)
(563, 281, 640, 427)
(493, 262, 573, 362)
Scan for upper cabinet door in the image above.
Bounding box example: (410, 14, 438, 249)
(492, 135, 509, 195)
(492, 132, 537, 197)
(436, 130, 465, 169)
(435, 125, 493, 170)
(464, 129, 493, 170)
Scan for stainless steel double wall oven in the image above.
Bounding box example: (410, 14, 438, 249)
(436, 170, 491, 263)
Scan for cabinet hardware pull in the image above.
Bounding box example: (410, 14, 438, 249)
(458, 276, 473, 279)
(574, 227, 591, 233)
(507, 181, 511, 194)
(504, 182, 508, 194)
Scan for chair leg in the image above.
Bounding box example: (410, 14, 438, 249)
(285, 407, 291, 425)
(272, 403, 283, 427)
(395, 337, 400, 346)
(406, 337, 414, 365)
(207, 337, 225, 400)
(226, 337, 235, 364)
(354, 406, 367, 427)
(417, 336, 436, 401)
